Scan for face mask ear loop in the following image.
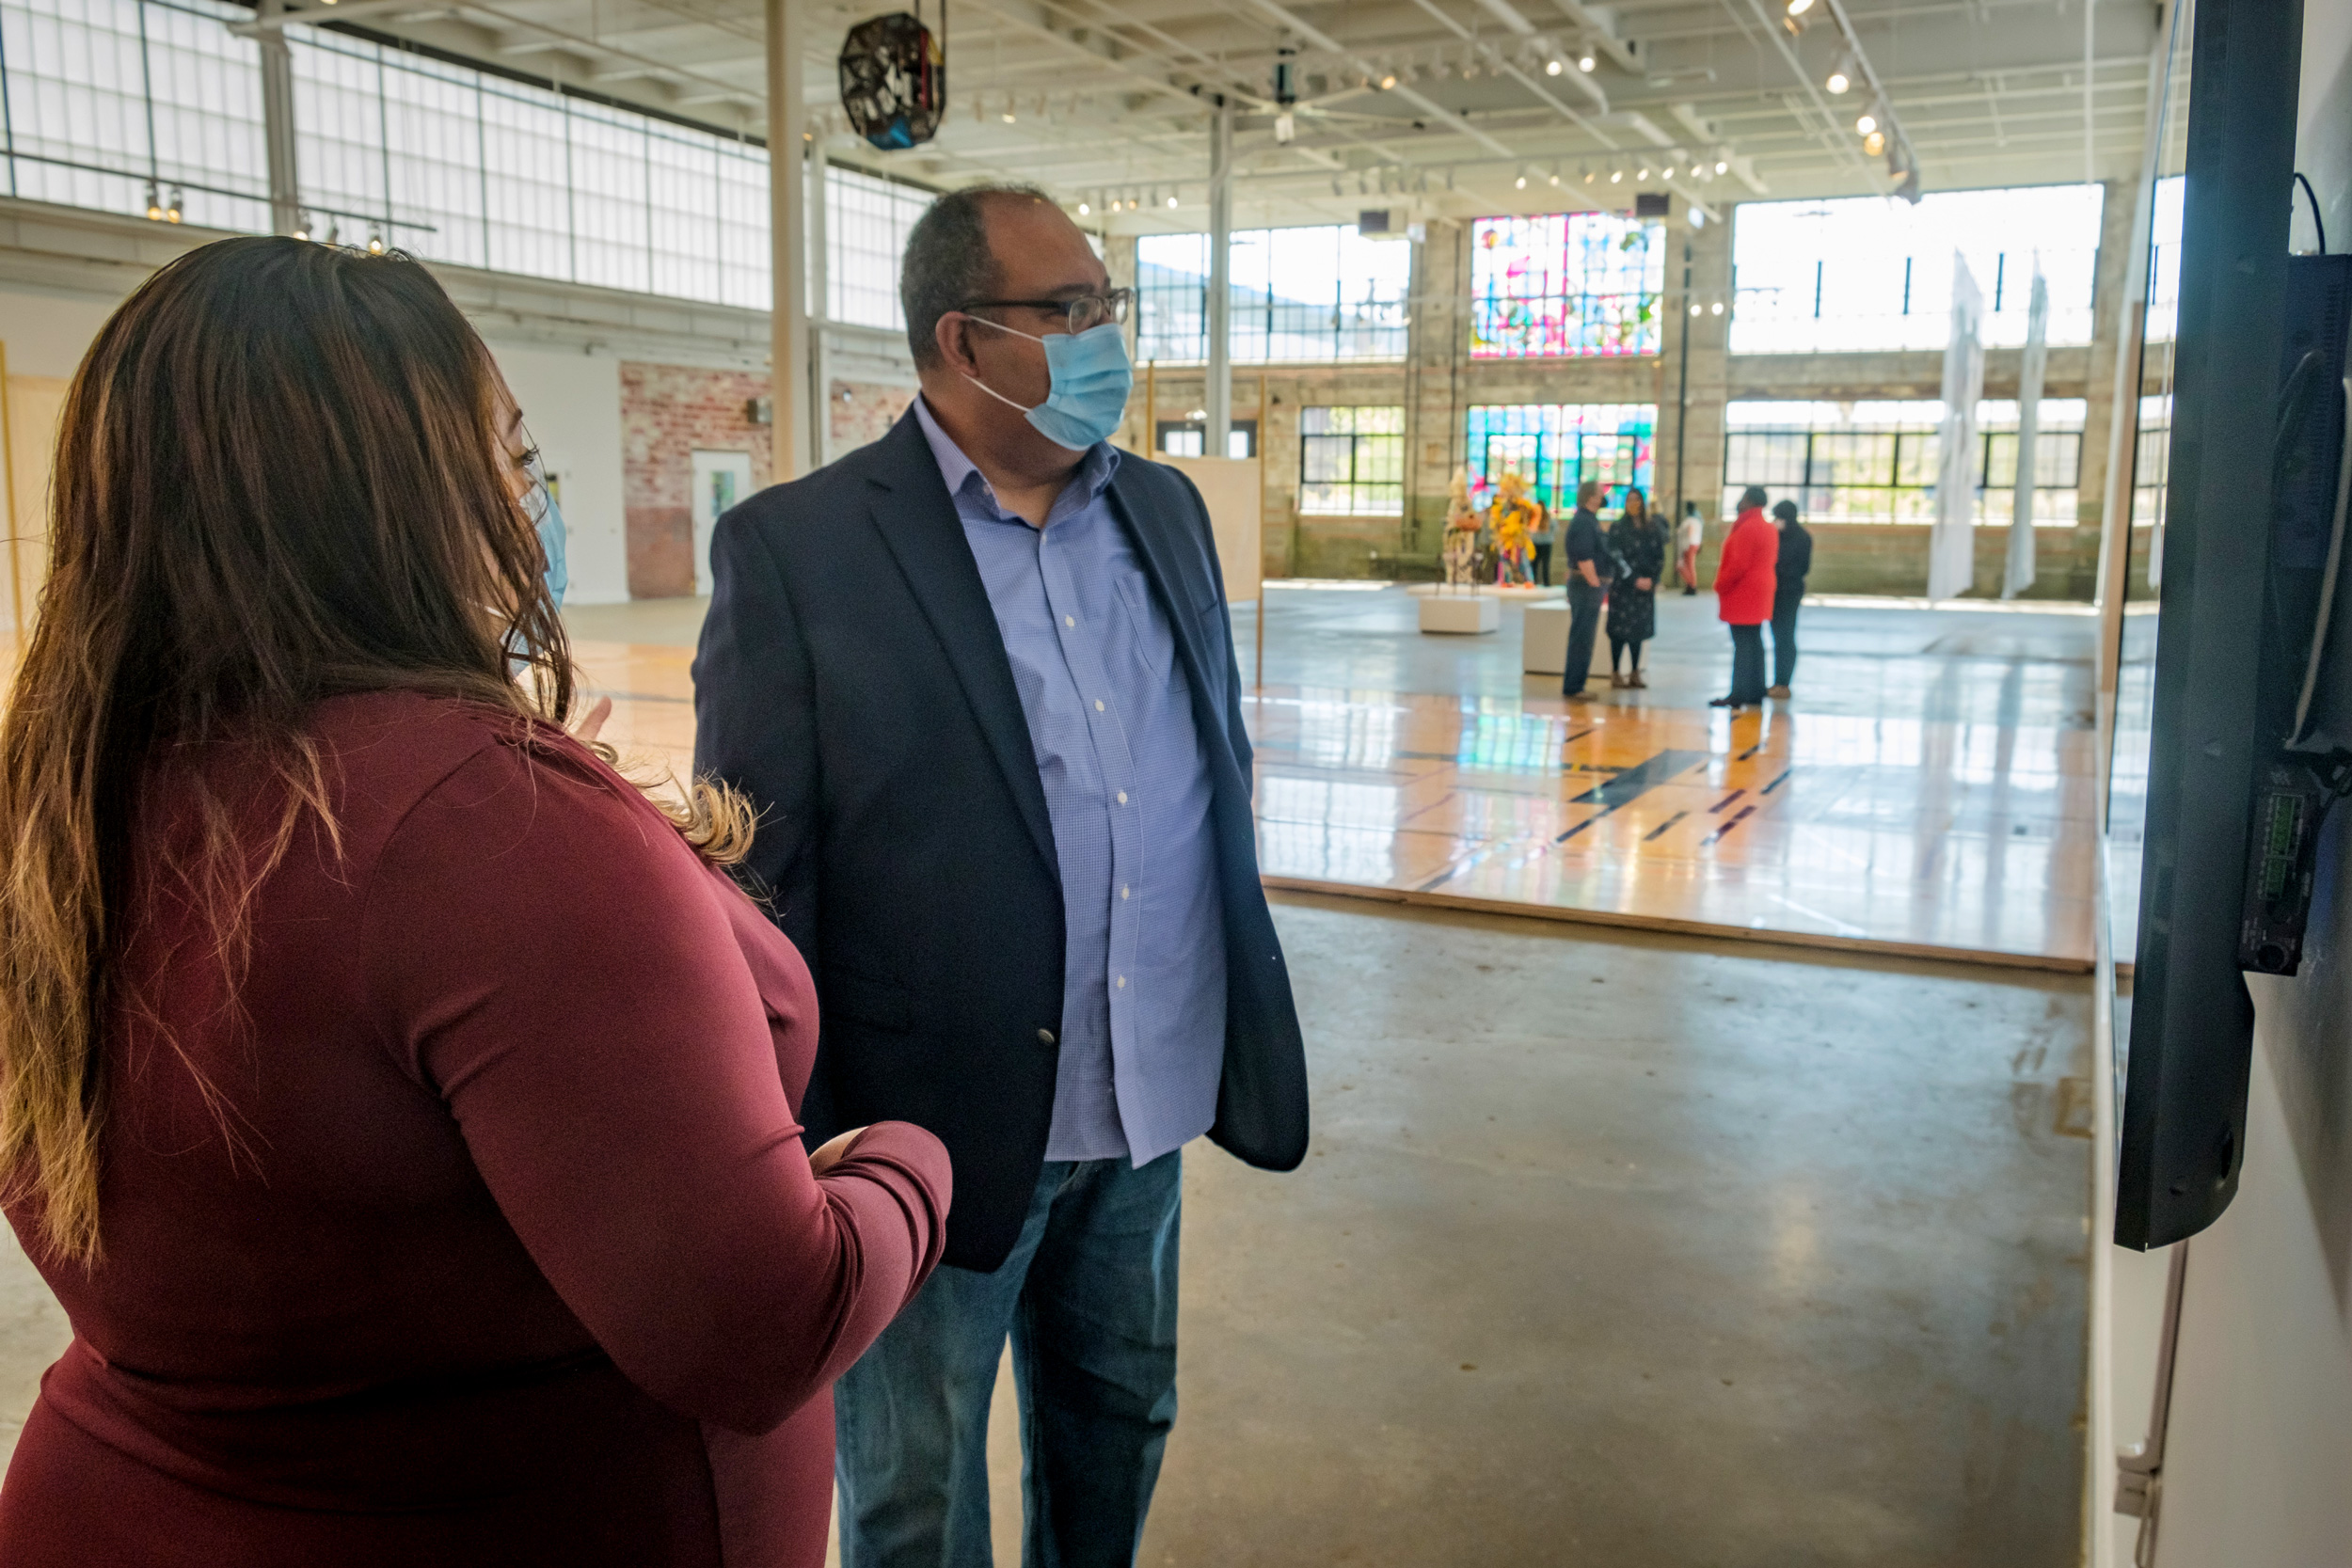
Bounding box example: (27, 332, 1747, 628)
(954, 311, 1047, 414)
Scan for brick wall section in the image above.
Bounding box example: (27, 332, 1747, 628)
(831, 379, 916, 455)
(620, 362, 774, 599)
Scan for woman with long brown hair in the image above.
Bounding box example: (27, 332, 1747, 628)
(0, 235, 950, 1565)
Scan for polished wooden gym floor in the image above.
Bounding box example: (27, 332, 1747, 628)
(566, 584, 2102, 974)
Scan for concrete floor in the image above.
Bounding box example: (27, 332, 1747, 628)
(0, 589, 2096, 1564)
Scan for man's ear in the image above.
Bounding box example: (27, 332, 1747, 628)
(934, 312, 978, 377)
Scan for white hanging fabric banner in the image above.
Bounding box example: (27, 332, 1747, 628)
(1929, 252, 1986, 602)
(2002, 266, 2050, 599)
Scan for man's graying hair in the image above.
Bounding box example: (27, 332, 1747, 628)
(900, 182, 1055, 370)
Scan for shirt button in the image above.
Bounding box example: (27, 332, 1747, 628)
(1117, 975, 1126, 989)
(1121, 885, 1131, 899)
(1037, 1028, 1057, 1045)
(1118, 791, 1128, 804)
(1094, 700, 1104, 712)
(1065, 615, 1075, 627)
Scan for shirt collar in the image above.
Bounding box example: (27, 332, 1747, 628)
(914, 394, 1120, 519)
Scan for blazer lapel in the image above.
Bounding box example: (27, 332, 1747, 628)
(864, 411, 1060, 879)
(1106, 460, 1229, 751)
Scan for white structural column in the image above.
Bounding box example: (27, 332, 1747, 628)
(1927, 252, 1984, 602)
(1204, 97, 1233, 455)
(256, 0, 301, 235)
(2003, 267, 2050, 599)
(808, 140, 831, 467)
(766, 0, 811, 480)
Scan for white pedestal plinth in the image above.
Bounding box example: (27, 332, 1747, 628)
(1419, 594, 1501, 635)
(1522, 602, 1574, 673)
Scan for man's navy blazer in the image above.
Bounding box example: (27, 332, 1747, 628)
(691, 407, 1309, 1272)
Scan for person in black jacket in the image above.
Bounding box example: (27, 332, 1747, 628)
(1769, 498, 1812, 697)
(693, 183, 1307, 1568)
(1604, 485, 1665, 689)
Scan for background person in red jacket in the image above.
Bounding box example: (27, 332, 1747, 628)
(1710, 485, 1779, 709)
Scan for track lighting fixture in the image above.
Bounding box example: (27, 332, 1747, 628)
(1077, 199, 1091, 215)
(1636, 166, 1650, 182)
(1862, 130, 1886, 156)
(1826, 61, 1851, 94)
(1578, 51, 1596, 71)
(1546, 57, 1563, 75)
(1610, 168, 1622, 183)
(145, 182, 164, 222)
(367, 228, 385, 254)
(1515, 173, 1527, 189)
(1785, 0, 1813, 13)
(1715, 158, 1729, 174)
(1855, 112, 1877, 135)
(165, 187, 183, 222)
(1166, 191, 1178, 208)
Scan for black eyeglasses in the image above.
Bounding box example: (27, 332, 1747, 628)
(958, 288, 1133, 334)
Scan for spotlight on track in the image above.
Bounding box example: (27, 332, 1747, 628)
(1855, 111, 1878, 135)
(1547, 57, 1564, 74)
(1578, 50, 1596, 71)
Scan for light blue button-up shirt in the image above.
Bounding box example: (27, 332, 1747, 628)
(914, 397, 1227, 1164)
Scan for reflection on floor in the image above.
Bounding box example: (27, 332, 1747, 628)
(566, 586, 2102, 974)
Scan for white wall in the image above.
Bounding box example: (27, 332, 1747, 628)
(2143, 17, 2352, 1563)
(483, 342, 629, 606)
(0, 285, 122, 378)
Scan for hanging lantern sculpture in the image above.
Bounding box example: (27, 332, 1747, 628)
(838, 8, 946, 150)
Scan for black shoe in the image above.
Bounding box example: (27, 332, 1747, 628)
(1708, 695, 1743, 708)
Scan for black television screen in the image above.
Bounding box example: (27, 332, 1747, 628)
(2113, 0, 2312, 1251)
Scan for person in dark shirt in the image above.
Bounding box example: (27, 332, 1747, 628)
(1605, 486, 1665, 689)
(1768, 499, 1813, 697)
(1560, 480, 1610, 699)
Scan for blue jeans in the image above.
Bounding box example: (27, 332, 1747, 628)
(834, 1150, 1184, 1568)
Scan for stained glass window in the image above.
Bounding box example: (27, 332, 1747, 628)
(1462, 404, 1657, 515)
(1469, 214, 1663, 358)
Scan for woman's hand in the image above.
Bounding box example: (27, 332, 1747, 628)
(808, 1128, 866, 1176)
(1636, 578, 1653, 591)
(571, 695, 612, 746)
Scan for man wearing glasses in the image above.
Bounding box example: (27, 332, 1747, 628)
(693, 183, 1307, 1567)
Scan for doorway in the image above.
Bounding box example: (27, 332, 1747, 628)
(690, 450, 755, 597)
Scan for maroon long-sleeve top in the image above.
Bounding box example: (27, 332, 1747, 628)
(0, 691, 950, 1567)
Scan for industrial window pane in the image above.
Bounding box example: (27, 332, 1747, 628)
(1136, 227, 1407, 364)
(827, 165, 928, 330)
(0, 0, 268, 227)
(1731, 183, 2106, 354)
(0, 3, 798, 311)
(1299, 405, 1405, 515)
(1722, 398, 2085, 524)
(1463, 404, 1657, 516)
(1470, 212, 1664, 358)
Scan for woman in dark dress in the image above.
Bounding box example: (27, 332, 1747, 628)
(1605, 486, 1667, 689)
(1769, 498, 1814, 696)
(0, 236, 951, 1568)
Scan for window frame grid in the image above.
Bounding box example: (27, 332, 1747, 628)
(1298, 405, 1406, 515)
(1719, 399, 2090, 525)
(1136, 226, 1410, 365)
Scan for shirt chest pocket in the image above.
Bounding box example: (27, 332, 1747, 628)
(1112, 574, 1182, 689)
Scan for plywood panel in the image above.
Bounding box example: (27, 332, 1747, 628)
(1153, 453, 1261, 603)
(3, 366, 68, 639)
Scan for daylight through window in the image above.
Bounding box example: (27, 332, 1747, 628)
(1300, 407, 1406, 515)
(1137, 228, 1412, 363)
(1730, 184, 2106, 355)
(1720, 399, 2088, 524)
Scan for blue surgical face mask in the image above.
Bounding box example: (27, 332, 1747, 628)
(962, 316, 1134, 451)
(521, 458, 568, 608)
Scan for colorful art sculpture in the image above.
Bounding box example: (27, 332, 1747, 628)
(1441, 466, 1481, 588)
(1487, 470, 1544, 587)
